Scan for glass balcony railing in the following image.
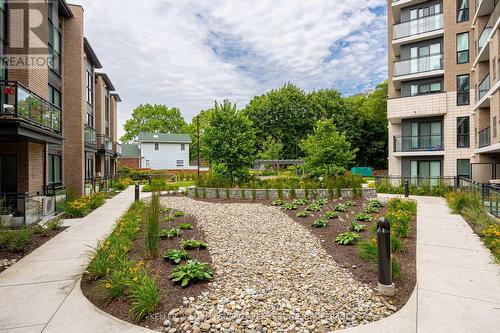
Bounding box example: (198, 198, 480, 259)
(85, 125, 97, 147)
(478, 74, 491, 100)
(393, 14, 443, 40)
(478, 1, 500, 53)
(479, 127, 491, 148)
(0, 80, 61, 134)
(394, 54, 443, 77)
(97, 135, 112, 152)
(393, 135, 444, 152)
(115, 142, 122, 155)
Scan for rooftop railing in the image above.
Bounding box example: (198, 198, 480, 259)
(393, 13, 443, 40)
(0, 80, 61, 134)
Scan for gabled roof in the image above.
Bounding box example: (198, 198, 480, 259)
(84, 38, 103, 69)
(121, 144, 141, 158)
(137, 133, 192, 144)
(96, 73, 116, 91)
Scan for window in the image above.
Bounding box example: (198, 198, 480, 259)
(48, 20, 61, 74)
(457, 74, 470, 105)
(456, 32, 469, 64)
(176, 160, 184, 167)
(410, 81, 442, 96)
(181, 144, 185, 151)
(410, 160, 442, 186)
(86, 61, 94, 126)
(85, 156, 94, 180)
(105, 95, 110, 137)
(48, 85, 61, 108)
(154, 143, 159, 150)
(457, 117, 470, 147)
(457, 0, 469, 22)
(146, 160, 150, 167)
(410, 121, 442, 150)
(457, 159, 470, 179)
(48, 154, 62, 184)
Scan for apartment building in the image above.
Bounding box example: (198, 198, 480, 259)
(0, 0, 121, 225)
(388, 0, 474, 182)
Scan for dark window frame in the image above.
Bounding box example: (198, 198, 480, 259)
(154, 143, 159, 151)
(457, 74, 470, 105)
(48, 154, 62, 185)
(456, 0, 469, 22)
(456, 32, 469, 64)
(457, 159, 471, 179)
(457, 116, 470, 148)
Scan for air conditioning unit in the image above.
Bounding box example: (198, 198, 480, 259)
(42, 196, 55, 216)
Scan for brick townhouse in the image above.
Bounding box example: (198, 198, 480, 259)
(0, 0, 122, 225)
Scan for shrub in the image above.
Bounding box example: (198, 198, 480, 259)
(181, 239, 207, 250)
(296, 211, 310, 218)
(145, 192, 160, 257)
(171, 260, 213, 287)
(358, 239, 377, 262)
(0, 229, 32, 253)
(335, 232, 360, 245)
(159, 228, 182, 239)
(163, 249, 191, 264)
(311, 219, 328, 228)
(483, 224, 500, 262)
(89, 193, 106, 210)
(446, 191, 482, 214)
(128, 268, 159, 321)
(349, 222, 365, 232)
(355, 213, 372, 222)
(324, 211, 339, 219)
(103, 257, 134, 299)
(178, 223, 193, 230)
(387, 198, 417, 214)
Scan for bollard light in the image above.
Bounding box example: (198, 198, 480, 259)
(135, 184, 140, 202)
(377, 217, 395, 296)
(404, 178, 409, 198)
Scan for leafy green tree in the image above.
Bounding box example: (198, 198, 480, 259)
(244, 83, 316, 159)
(202, 101, 256, 181)
(182, 109, 213, 163)
(121, 104, 186, 142)
(300, 119, 358, 177)
(257, 136, 283, 160)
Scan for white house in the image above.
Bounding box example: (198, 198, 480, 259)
(137, 133, 192, 170)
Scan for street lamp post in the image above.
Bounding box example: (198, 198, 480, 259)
(197, 115, 200, 182)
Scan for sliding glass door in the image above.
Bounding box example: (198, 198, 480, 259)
(410, 160, 441, 186)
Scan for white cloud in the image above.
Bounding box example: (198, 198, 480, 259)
(70, 0, 387, 138)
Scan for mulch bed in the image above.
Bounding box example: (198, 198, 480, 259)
(195, 196, 416, 310)
(81, 209, 212, 330)
(0, 228, 66, 273)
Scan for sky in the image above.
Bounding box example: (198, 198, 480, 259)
(70, 0, 388, 138)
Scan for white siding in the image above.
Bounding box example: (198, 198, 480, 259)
(141, 142, 190, 170)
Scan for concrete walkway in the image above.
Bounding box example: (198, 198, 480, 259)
(0, 192, 499, 332)
(0, 187, 137, 333)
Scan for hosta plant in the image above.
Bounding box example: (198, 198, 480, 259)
(271, 199, 285, 206)
(355, 213, 372, 222)
(305, 203, 322, 212)
(344, 200, 354, 207)
(159, 228, 182, 239)
(160, 207, 173, 213)
(324, 211, 339, 219)
(173, 211, 185, 217)
(314, 198, 328, 206)
(296, 211, 310, 218)
(292, 198, 307, 206)
(178, 223, 193, 230)
(282, 203, 298, 211)
(368, 199, 383, 208)
(181, 239, 207, 250)
(163, 249, 191, 264)
(164, 216, 175, 222)
(349, 222, 366, 232)
(335, 232, 360, 245)
(171, 260, 214, 287)
(311, 219, 328, 228)
(334, 204, 347, 212)
(364, 205, 379, 214)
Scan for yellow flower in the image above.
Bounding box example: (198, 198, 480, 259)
(105, 283, 112, 289)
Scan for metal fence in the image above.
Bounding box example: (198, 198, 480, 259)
(375, 176, 457, 188)
(458, 177, 500, 217)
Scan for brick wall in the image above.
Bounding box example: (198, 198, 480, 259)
(118, 158, 140, 169)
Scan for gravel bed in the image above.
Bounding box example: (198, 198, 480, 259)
(160, 197, 394, 333)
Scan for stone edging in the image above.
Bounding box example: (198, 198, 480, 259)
(188, 187, 377, 200)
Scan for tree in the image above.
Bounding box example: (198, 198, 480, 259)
(182, 109, 213, 163)
(300, 119, 358, 177)
(244, 83, 316, 159)
(202, 100, 256, 181)
(257, 136, 283, 160)
(121, 104, 186, 142)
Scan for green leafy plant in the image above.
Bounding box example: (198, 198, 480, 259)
(391, 236, 404, 253)
(173, 211, 185, 217)
(311, 219, 328, 228)
(128, 268, 160, 321)
(355, 213, 372, 222)
(343, 200, 354, 207)
(334, 203, 347, 212)
(358, 239, 377, 262)
(164, 216, 175, 222)
(282, 203, 298, 211)
(160, 207, 173, 213)
(305, 203, 322, 212)
(364, 205, 379, 213)
(145, 192, 160, 257)
(292, 198, 307, 206)
(314, 198, 328, 206)
(178, 223, 193, 230)
(0, 229, 33, 253)
(163, 249, 191, 264)
(392, 257, 401, 279)
(368, 199, 383, 208)
(171, 260, 214, 287)
(296, 211, 310, 218)
(335, 232, 360, 245)
(324, 211, 338, 219)
(271, 199, 285, 206)
(349, 221, 366, 232)
(181, 239, 207, 250)
(159, 228, 182, 239)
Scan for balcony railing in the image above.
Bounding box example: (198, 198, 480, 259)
(0, 81, 61, 134)
(478, 1, 500, 53)
(85, 125, 97, 147)
(115, 142, 122, 155)
(478, 74, 491, 100)
(393, 14, 443, 40)
(479, 127, 491, 148)
(97, 135, 112, 152)
(393, 54, 443, 77)
(393, 135, 444, 152)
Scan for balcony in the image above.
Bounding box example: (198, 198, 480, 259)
(388, 92, 447, 123)
(114, 142, 122, 156)
(0, 80, 61, 135)
(97, 135, 112, 153)
(84, 125, 97, 147)
(478, 74, 491, 101)
(475, 0, 498, 19)
(393, 54, 444, 81)
(393, 135, 444, 154)
(479, 127, 491, 148)
(393, 13, 443, 41)
(475, 1, 499, 62)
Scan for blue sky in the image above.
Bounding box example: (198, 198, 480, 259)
(71, 0, 388, 137)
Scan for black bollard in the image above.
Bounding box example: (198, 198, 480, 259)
(404, 178, 409, 198)
(135, 184, 140, 202)
(377, 217, 395, 296)
(148, 176, 152, 185)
